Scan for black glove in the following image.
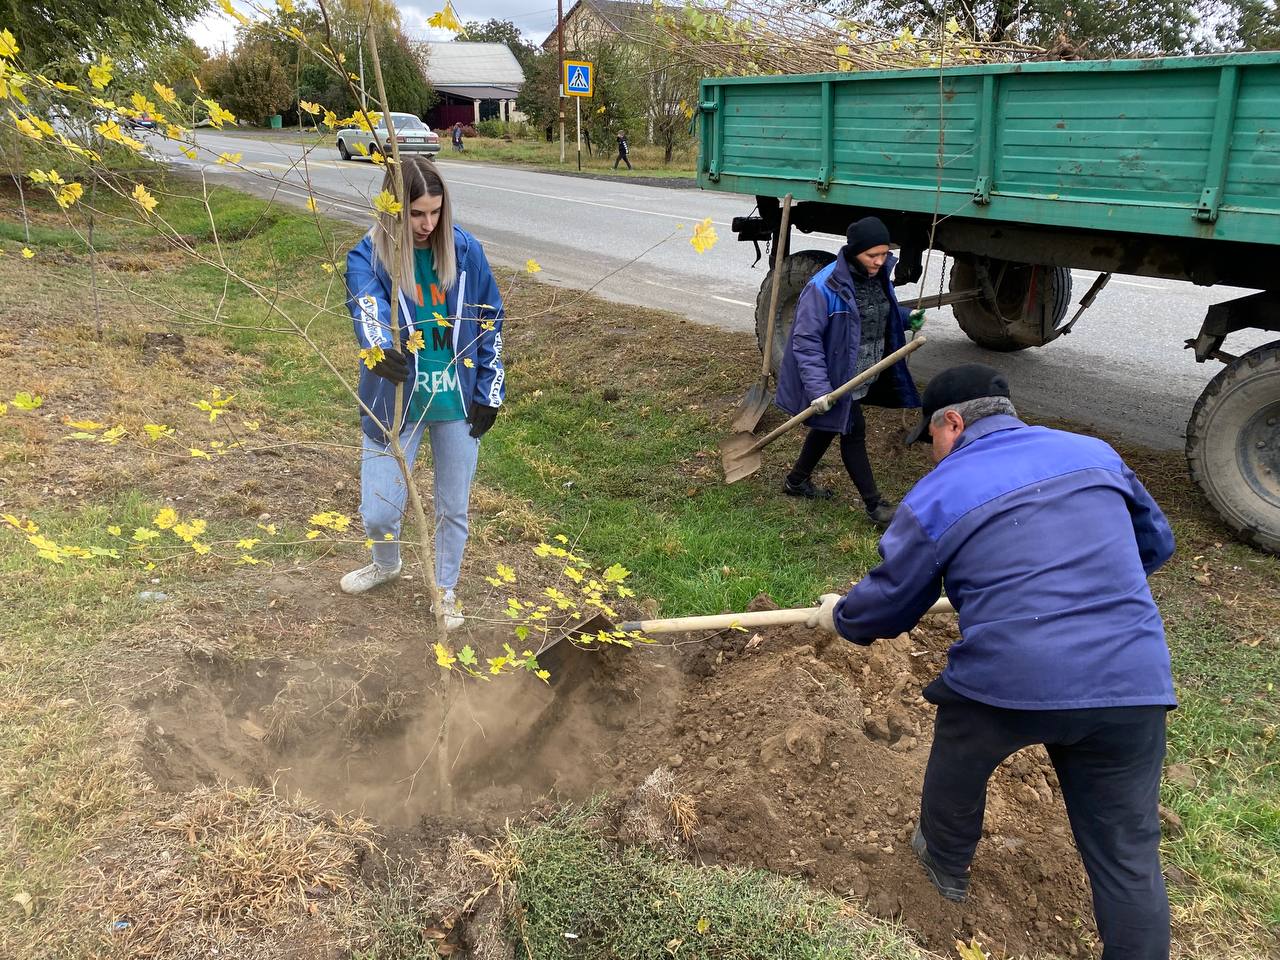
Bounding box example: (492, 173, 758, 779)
(468, 403, 498, 438)
(370, 347, 409, 384)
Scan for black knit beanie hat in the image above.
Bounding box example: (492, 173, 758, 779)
(845, 216, 891, 256)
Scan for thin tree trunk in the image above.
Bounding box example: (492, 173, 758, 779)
(89, 175, 102, 338)
(367, 19, 456, 813)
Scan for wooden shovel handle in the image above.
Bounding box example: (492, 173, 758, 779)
(619, 595, 954, 635)
(759, 194, 793, 378)
(749, 336, 927, 455)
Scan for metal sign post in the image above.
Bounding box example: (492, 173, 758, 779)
(562, 60, 593, 173)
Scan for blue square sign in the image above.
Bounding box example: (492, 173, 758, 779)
(563, 59, 593, 97)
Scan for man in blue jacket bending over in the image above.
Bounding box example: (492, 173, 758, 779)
(810, 363, 1176, 960)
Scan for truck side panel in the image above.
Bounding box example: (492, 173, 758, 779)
(699, 54, 1280, 247)
(1228, 65, 1280, 213)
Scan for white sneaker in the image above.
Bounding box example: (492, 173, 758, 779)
(340, 562, 402, 595)
(437, 589, 465, 631)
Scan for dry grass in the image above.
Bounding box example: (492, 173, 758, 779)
(86, 785, 374, 960)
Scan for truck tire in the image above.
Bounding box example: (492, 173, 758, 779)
(755, 250, 836, 373)
(950, 257, 1072, 352)
(338, 138, 352, 161)
(1186, 340, 1280, 555)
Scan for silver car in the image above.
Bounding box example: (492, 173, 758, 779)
(336, 112, 440, 160)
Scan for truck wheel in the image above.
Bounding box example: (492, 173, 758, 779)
(950, 257, 1072, 352)
(338, 139, 351, 161)
(755, 250, 836, 373)
(1186, 340, 1280, 555)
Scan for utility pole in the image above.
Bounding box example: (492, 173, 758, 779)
(557, 0, 565, 163)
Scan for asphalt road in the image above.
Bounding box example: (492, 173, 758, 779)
(157, 131, 1273, 450)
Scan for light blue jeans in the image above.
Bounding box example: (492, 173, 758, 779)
(359, 418, 479, 590)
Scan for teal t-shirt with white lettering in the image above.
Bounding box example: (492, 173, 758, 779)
(407, 247, 466, 423)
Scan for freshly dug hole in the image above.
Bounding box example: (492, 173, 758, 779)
(131, 590, 1104, 958)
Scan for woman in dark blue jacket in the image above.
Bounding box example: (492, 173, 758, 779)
(342, 158, 505, 628)
(774, 217, 920, 526)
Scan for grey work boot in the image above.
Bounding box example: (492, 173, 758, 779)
(911, 825, 970, 903)
(866, 498, 898, 528)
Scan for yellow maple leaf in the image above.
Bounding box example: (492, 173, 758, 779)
(322, 109, 338, 130)
(320, 262, 335, 274)
(299, 100, 320, 114)
(130, 91, 157, 115)
(132, 527, 159, 542)
(88, 55, 113, 90)
(434, 641, 457, 668)
(277, 0, 295, 13)
(95, 120, 145, 152)
(153, 81, 178, 105)
(12, 391, 41, 409)
(189, 447, 211, 459)
(65, 418, 104, 430)
(405, 330, 425, 353)
(153, 507, 178, 529)
(201, 98, 235, 128)
(690, 217, 718, 254)
(107, 525, 122, 536)
(217, 151, 242, 164)
(181, 145, 198, 160)
(21, 247, 34, 259)
(462, 357, 475, 368)
(54, 182, 84, 209)
(525, 258, 541, 274)
(0, 28, 19, 58)
(372, 189, 402, 216)
(305, 196, 317, 212)
(427, 3, 464, 31)
(131, 183, 158, 215)
(359, 346, 385, 370)
(955, 938, 990, 960)
(143, 423, 172, 441)
(217, 0, 250, 25)
(191, 541, 211, 555)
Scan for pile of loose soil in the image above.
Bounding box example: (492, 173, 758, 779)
(130, 567, 1101, 958)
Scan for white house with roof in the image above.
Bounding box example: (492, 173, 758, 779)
(424, 41, 525, 128)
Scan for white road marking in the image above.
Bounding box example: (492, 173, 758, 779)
(640, 277, 753, 308)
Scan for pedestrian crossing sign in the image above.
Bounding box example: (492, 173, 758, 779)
(563, 59, 594, 97)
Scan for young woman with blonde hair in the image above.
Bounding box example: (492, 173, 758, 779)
(342, 157, 505, 628)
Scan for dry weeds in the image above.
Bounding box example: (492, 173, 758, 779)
(85, 784, 374, 960)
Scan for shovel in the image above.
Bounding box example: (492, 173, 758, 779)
(720, 336, 928, 483)
(730, 193, 793, 434)
(536, 589, 955, 684)
(616, 595, 954, 635)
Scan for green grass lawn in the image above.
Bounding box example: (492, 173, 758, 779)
(442, 135, 697, 179)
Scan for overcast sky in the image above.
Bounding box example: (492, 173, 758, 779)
(188, 0, 562, 54)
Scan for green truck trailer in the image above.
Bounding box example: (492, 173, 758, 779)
(696, 51, 1280, 554)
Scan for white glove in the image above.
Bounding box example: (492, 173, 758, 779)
(806, 593, 842, 633)
(811, 393, 834, 413)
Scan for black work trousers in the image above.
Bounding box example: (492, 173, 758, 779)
(920, 680, 1170, 960)
(785, 402, 880, 506)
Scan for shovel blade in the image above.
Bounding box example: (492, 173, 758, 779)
(719, 432, 763, 484)
(535, 613, 615, 689)
(730, 380, 771, 434)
